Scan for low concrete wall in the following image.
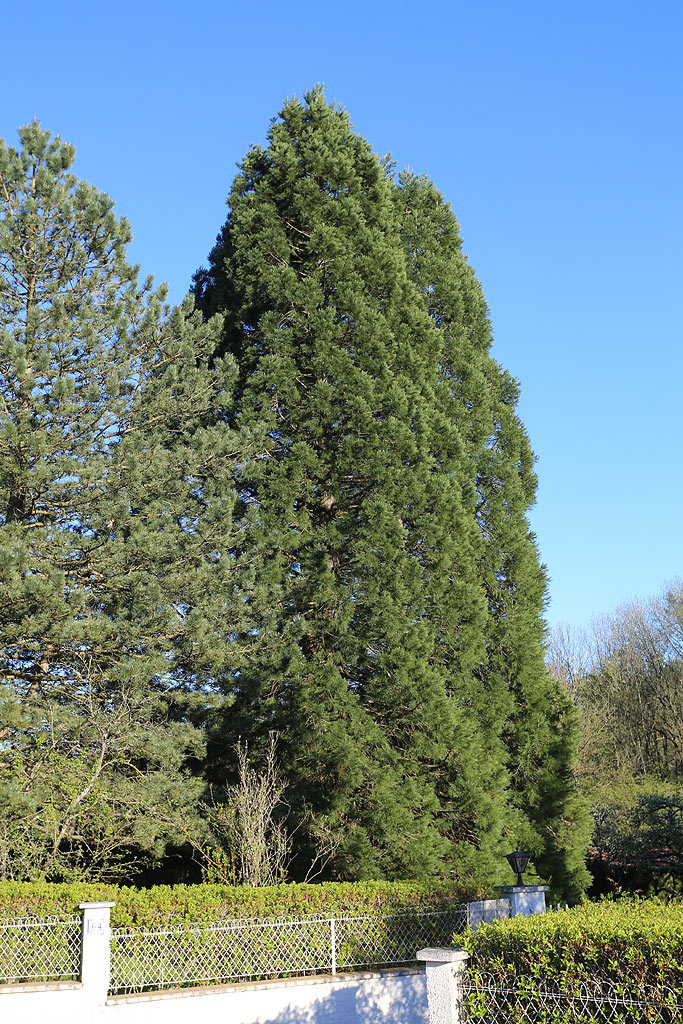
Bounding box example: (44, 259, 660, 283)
(0, 982, 86, 1024)
(0, 968, 428, 1024)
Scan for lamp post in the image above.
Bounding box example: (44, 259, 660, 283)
(496, 850, 548, 918)
(505, 850, 531, 888)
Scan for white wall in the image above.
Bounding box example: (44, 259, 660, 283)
(0, 968, 428, 1024)
(0, 982, 86, 1024)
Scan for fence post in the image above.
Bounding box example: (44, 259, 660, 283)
(330, 916, 337, 975)
(417, 947, 469, 1024)
(466, 898, 511, 931)
(79, 901, 115, 1007)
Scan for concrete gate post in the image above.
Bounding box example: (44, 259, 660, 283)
(416, 947, 469, 1024)
(79, 901, 115, 1010)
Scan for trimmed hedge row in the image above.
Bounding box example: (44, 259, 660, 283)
(461, 898, 683, 988)
(0, 879, 483, 928)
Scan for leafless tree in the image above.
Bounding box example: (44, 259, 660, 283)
(204, 734, 292, 887)
(547, 583, 683, 798)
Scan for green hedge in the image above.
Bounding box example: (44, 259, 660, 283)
(0, 879, 483, 928)
(461, 898, 683, 989)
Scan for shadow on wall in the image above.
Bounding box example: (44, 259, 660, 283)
(247, 973, 428, 1024)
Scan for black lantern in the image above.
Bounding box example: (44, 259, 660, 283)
(505, 850, 531, 887)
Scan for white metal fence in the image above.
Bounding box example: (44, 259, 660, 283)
(109, 906, 469, 993)
(0, 915, 81, 984)
(6, 902, 680, 1024)
(461, 971, 683, 1024)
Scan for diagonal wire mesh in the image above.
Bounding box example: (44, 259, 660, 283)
(334, 907, 468, 969)
(109, 905, 468, 994)
(461, 971, 683, 1024)
(111, 915, 332, 992)
(0, 916, 81, 984)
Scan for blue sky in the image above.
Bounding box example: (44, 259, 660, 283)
(3, 0, 681, 631)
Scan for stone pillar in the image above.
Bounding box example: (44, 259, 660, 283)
(416, 947, 469, 1024)
(466, 897, 512, 931)
(79, 901, 115, 1009)
(495, 884, 548, 917)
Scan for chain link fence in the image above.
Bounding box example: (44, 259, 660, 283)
(461, 971, 683, 1024)
(109, 905, 469, 993)
(0, 915, 81, 984)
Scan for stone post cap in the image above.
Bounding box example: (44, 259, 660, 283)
(416, 947, 469, 964)
(495, 885, 549, 893)
(79, 901, 116, 909)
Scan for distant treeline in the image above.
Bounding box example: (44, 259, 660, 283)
(548, 580, 683, 895)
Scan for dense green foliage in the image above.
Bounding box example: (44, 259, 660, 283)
(395, 172, 590, 898)
(194, 88, 588, 897)
(462, 898, 683, 988)
(0, 123, 251, 881)
(592, 790, 683, 897)
(0, 879, 482, 927)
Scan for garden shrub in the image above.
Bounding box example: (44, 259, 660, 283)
(0, 878, 484, 928)
(461, 898, 683, 989)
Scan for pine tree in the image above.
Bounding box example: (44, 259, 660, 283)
(195, 90, 589, 894)
(0, 123, 249, 879)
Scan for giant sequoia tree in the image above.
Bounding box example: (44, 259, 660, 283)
(0, 123, 250, 879)
(395, 172, 590, 898)
(195, 90, 589, 897)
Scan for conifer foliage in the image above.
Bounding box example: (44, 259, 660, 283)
(395, 173, 591, 899)
(0, 123, 247, 879)
(195, 90, 589, 897)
